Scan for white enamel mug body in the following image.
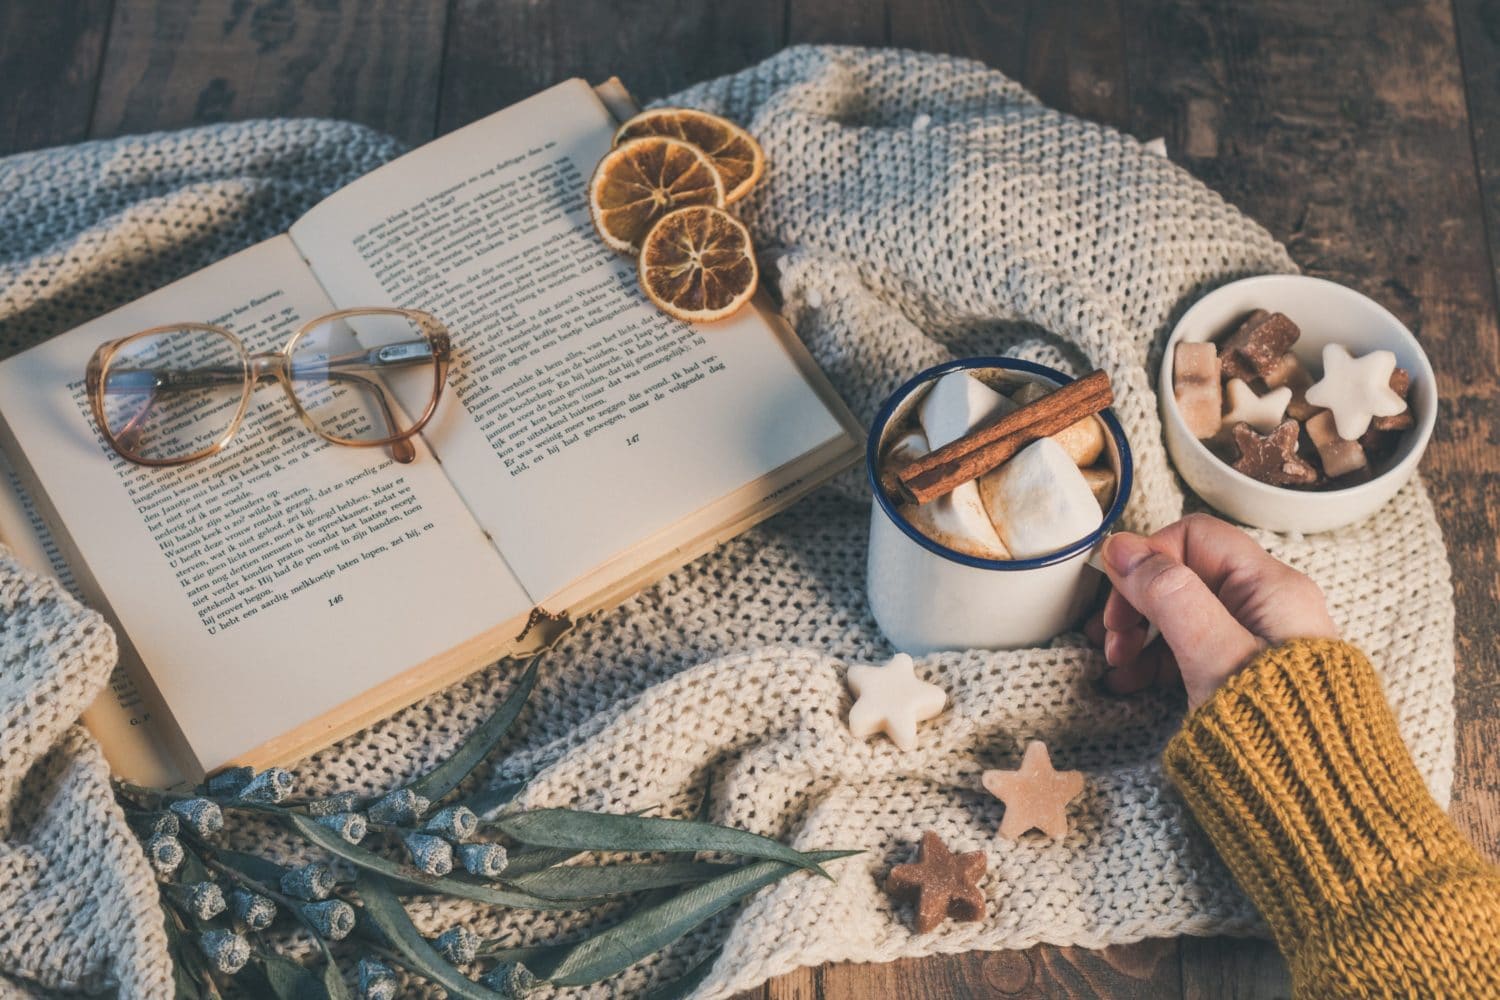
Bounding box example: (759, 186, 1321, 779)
(866, 358, 1134, 655)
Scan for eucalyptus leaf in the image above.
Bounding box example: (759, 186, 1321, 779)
(211, 845, 291, 886)
(646, 945, 723, 1000)
(355, 873, 505, 1000)
(499, 845, 585, 877)
(164, 918, 205, 1000)
(459, 779, 528, 819)
(408, 659, 539, 804)
(505, 860, 736, 900)
(260, 952, 330, 1000)
(540, 849, 859, 986)
(288, 813, 582, 910)
(494, 810, 833, 878)
(322, 955, 351, 1000)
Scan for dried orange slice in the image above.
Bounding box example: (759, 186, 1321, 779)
(637, 205, 758, 323)
(614, 107, 766, 204)
(589, 136, 724, 254)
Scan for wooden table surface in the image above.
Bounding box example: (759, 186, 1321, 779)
(3, 1, 1496, 997)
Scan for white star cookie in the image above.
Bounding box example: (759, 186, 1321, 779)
(1221, 378, 1292, 434)
(846, 654, 947, 752)
(1304, 344, 1407, 440)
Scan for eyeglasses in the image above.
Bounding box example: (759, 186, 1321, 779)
(85, 307, 452, 467)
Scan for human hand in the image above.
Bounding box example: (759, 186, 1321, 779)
(1087, 513, 1338, 709)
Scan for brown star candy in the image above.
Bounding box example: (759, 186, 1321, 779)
(1230, 419, 1319, 487)
(981, 741, 1086, 839)
(885, 831, 987, 933)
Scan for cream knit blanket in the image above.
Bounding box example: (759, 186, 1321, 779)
(0, 46, 1456, 998)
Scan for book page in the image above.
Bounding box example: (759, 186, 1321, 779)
(0, 236, 529, 772)
(291, 79, 849, 602)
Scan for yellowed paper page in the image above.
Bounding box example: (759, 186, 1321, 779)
(0, 236, 529, 771)
(291, 79, 849, 602)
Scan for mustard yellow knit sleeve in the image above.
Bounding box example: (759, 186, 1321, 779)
(1163, 637, 1500, 998)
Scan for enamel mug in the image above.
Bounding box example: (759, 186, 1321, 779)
(865, 357, 1133, 654)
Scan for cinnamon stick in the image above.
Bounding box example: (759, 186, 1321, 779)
(889, 370, 1113, 505)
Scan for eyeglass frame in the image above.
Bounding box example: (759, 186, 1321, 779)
(84, 306, 452, 468)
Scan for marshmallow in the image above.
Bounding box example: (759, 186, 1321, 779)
(1222, 378, 1292, 434)
(1304, 344, 1408, 440)
(1261, 352, 1320, 420)
(1171, 342, 1223, 440)
(1012, 381, 1106, 465)
(918, 371, 1016, 449)
(1306, 410, 1369, 479)
(978, 438, 1103, 559)
(889, 430, 1010, 560)
(1080, 465, 1117, 511)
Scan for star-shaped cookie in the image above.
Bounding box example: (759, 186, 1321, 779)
(1221, 378, 1292, 434)
(1230, 420, 1319, 486)
(885, 831, 987, 933)
(846, 653, 947, 752)
(1304, 343, 1408, 439)
(981, 741, 1085, 839)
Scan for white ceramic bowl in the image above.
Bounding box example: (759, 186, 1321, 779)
(1160, 274, 1436, 534)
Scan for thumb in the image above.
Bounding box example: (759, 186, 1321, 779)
(1102, 533, 1260, 697)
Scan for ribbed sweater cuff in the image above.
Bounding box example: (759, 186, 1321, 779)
(1163, 639, 1499, 996)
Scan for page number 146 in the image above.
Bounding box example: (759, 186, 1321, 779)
(328, 594, 344, 607)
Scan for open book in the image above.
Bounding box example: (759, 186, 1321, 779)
(0, 79, 861, 787)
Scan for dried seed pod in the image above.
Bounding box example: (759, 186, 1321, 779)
(357, 958, 399, 1000)
(300, 899, 356, 940)
(206, 766, 254, 797)
(145, 832, 183, 876)
(434, 926, 479, 965)
(403, 833, 453, 877)
(229, 889, 276, 931)
(481, 961, 538, 997)
(315, 811, 368, 845)
(307, 792, 359, 817)
(168, 798, 223, 837)
(457, 842, 509, 878)
(424, 805, 478, 842)
(183, 881, 226, 920)
(368, 788, 430, 825)
(198, 929, 250, 975)
(237, 768, 294, 803)
(280, 862, 335, 901)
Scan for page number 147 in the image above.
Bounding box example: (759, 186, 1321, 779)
(626, 434, 640, 446)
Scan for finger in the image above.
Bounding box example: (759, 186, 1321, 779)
(1103, 588, 1146, 631)
(1159, 514, 1337, 642)
(1103, 651, 1157, 695)
(1105, 620, 1150, 668)
(1101, 532, 1260, 690)
(1084, 613, 1107, 648)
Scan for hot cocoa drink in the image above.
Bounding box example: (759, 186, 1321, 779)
(878, 368, 1116, 560)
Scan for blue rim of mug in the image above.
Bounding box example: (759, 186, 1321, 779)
(866, 357, 1134, 571)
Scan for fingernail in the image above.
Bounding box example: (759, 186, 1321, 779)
(1105, 533, 1151, 575)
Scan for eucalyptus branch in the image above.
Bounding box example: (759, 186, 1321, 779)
(118, 656, 858, 999)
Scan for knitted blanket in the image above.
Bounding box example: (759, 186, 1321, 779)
(0, 46, 1456, 998)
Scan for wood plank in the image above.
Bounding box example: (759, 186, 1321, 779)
(813, 940, 1178, 999)
(1022, 0, 1131, 130)
(1451, 0, 1500, 861)
(1180, 937, 1290, 1000)
(0, 0, 113, 155)
(90, 0, 447, 145)
(438, 0, 784, 134)
(1456, 0, 1500, 314)
(886, 0, 1028, 80)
